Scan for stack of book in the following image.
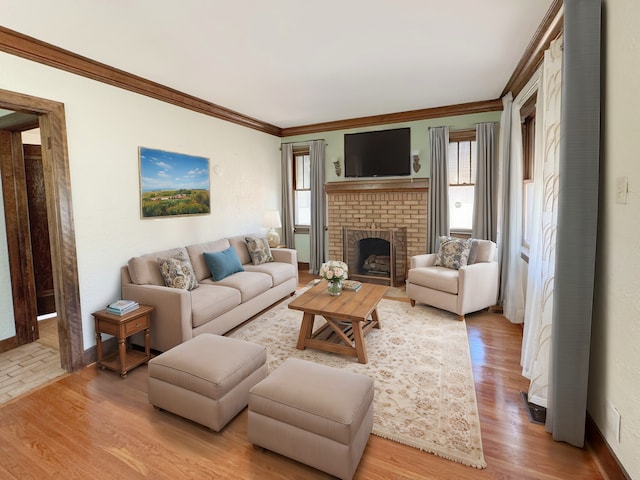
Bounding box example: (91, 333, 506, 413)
(342, 280, 362, 291)
(106, 300, 139, 316)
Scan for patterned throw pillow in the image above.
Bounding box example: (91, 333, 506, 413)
(435, 236, 472, 270)
(245, 236, 274, 265)
(157, 251, 198, 290)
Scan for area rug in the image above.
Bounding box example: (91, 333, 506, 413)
(229, 291, 486, 468)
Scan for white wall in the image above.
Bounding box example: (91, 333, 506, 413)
(589, 1, 640, 478)
(0, 52, 282, 348)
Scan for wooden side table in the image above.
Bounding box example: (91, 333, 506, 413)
(92, 305, 154, 378)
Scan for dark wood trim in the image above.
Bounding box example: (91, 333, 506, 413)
(0, 335, 19, 354)
(0, 87, 84, 372)
(585, 413, 631, 480)
(1, 7, 562, 141)
(281, 99, 503, 137)
(324, 178, 429, 194)
(0, 131, 38, 345)
(449, 128, 476, 142)
(501, 0, 564, 99)
(298, 262, 310, 272)
(0, 26, 281, 137)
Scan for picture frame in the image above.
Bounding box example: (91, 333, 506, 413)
(138, 146, 210, 218)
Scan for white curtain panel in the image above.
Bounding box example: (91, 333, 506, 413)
(496, 93, 512, 306)
(280, 143, 295, 248)
(521, 36, 564, 408)
(502, 78, 535, 324)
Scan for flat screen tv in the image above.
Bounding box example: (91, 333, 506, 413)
(344, 127, 411, 178)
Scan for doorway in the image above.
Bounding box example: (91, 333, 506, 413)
(0, 88, 84, 372)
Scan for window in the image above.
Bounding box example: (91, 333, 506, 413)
(521, 94, 537, 253)
(293, 148, 311, 229)
(448, 130, 476, 231)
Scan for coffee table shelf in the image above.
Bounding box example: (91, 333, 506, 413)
(288, 281, 387, 363)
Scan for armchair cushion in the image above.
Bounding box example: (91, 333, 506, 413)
(434, 237, 472, 270)
(407, 266, 459, 295)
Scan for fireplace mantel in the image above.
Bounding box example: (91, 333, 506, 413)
(324, 178, 429, 194)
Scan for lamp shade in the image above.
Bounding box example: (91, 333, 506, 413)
(263, 210, 282, 229)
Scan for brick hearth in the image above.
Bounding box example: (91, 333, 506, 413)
(325, 178, 429, 273)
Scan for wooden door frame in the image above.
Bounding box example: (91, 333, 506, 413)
(0, 130, 39, 347)
(0, 87, 84, 372)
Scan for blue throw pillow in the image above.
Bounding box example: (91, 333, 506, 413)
(203, 247, 244, 281)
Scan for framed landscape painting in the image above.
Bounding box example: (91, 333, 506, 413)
(139, 147, 210, 218)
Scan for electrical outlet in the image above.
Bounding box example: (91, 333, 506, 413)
(606, 401, 621, 443)
(616, 176, 628, 204)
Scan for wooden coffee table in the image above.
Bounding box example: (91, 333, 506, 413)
(288, 281, 387, 364)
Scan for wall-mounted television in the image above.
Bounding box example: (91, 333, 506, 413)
(344, 127, 411, 178)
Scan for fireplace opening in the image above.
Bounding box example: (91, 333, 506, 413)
(357, 238, 391, 277)
(343, 227, 407, 286)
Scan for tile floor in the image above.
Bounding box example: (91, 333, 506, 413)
(0, 317, 66, 405)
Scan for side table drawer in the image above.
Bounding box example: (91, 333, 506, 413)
(125, 315, 150, 336)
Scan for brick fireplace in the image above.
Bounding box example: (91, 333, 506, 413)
(325, 178, 429, 282)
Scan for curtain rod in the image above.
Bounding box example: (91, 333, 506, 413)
(280, 139, 327, 146)
(428, 122, 496, 131)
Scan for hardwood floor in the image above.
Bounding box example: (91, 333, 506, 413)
(0, 271, 603, 479)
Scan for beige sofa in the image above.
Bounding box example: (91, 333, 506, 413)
(121, 234, 298, 352)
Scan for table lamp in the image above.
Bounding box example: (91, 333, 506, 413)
(263, 210, 282, 248)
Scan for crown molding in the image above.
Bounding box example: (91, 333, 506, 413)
(501, 0, 564, 99)
(0, 26, 282, 136)
(281, 99, 503, 137)
(1, 5, 558, 141)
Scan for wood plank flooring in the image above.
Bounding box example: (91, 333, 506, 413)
(0, 272, 604, 479)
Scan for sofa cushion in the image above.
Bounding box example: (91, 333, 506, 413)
(249, 358, 374, 445)
(203, 271, 272, 303)
(157, 251, 199, 291)
(190, 285, 242, 328)
(204, 247, 245, 281)
(227, 234, 254, 265)
(149, 333, 266, 400)
(407, 266, 459, 294)
(435, 237, 472, 270)
(244, 261, 297, 287)
(245, 236, 274, 265)
(186, 239, 231, 282)
(128, 247, 188, 286)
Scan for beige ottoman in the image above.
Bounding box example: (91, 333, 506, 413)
(148, 333, 267, 431)
(248, 358, 374, 480)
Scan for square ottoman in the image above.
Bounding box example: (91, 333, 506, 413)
(248, 358, 374, 480)
(148, 333, 267, 431)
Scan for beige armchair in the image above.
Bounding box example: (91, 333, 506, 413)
(406, 239, 499, 320)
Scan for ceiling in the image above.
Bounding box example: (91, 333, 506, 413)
(0, 1, 554, 129)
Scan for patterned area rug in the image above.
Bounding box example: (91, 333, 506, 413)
(229, 291, 486, 468)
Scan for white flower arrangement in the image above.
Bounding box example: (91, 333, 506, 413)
(319, 260, 348, 282)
